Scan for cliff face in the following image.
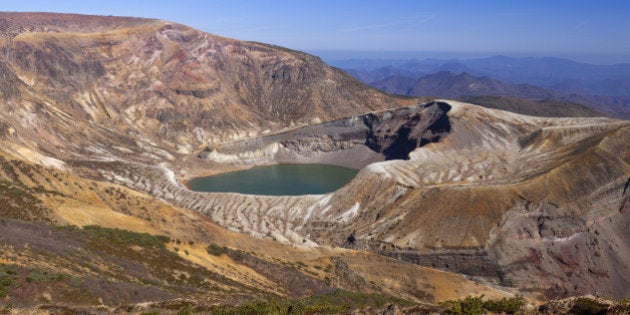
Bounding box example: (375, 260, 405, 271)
(0, 12, 628, 306)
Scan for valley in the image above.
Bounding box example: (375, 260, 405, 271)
(0, 12, 628, 314)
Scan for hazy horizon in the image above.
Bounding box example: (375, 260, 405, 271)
(2, 0, 630, 65)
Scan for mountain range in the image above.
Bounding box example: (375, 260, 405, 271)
(333, 56, 630, 119)
(0, 12, 628, 313)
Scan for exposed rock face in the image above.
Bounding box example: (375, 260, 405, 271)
(0, 12, 400, 163)
(0, 12, 628, 303)
(93, 100, 630, 299)
(198, 101, 452, 168)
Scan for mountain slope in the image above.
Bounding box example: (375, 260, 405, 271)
(0, 12, 403, 164)
(459, 95, 604, 118)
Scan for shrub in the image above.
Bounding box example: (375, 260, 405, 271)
(82, 225, 170, 249)
(0, 265, 18, 298)
(484, 295, 525, 314)
(440, 296, 484, 315)
(206, 244, 226, 256)
(210, 290, 409, 314)
(440, 295, 525, 315)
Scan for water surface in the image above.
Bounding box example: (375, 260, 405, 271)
(186, 164, 358, 196)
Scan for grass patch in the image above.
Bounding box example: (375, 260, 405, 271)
(0, 180, 51, 222)
(440, 295, 525, 315)
(0, 264, 72, 299)
(81, 225, 170, 249)
(210, 290, 412, 314)
(206, 244, 227, 256)
(0, 265, 18, 298)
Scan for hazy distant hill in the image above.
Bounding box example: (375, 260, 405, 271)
(332, 55, 630, 118)
(370, 71, 605, 117)
(372, 71, 554, 100)
(330, 55, 630, 95)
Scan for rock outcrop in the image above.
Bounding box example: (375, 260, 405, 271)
(198, 101, 452, 168)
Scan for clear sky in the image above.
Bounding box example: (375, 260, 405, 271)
(3, 0, 630, 63)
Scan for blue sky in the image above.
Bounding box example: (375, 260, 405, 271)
(3, 0, 630, 63)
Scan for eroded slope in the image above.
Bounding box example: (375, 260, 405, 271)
(99, 100, 630, 299)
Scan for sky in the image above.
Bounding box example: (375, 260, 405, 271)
(2, 0, 630, 64)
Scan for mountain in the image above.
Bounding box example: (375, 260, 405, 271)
(185, 100, 629, 300)
(370, 71, 606, 118)
(0, 12, 403, 164)
(0, 12, 629, 312)
(329, 55, 630, 95)
(331, 55, 630, 118)
(0, 12, 504, 312)
(372, 71, 555, 100)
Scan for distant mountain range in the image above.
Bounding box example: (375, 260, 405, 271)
(330, 55, 630, 96)
(327, 56, 630, 119)
(331, 56, 630, 119)
(372, 71, 554, 99)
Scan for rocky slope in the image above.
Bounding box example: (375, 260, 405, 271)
(0, 12, 403, 164)
(0, 12, 628, 310)
(103, 99, 629, 300)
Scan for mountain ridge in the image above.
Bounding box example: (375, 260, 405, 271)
(368, 70, 626, 118)
(332, 55, 630, 118)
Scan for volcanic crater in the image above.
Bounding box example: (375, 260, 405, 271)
(0, 13, 628, 308)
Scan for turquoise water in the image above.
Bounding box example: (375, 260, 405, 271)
(186, 164, 358, 196)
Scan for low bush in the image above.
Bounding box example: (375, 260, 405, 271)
(440, 295, 525, 315)
(82, 225, 170, 249)
(211, 290, 410, 314)
(206, 244, 226, 256)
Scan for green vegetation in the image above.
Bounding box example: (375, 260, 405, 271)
(211, 290, 411, 314)
(440, 295, 525, 315)
(25, 268, 69, 283)
(80, 225, 170, 249)
(0, 264, 72, 299)
(0, 179, 51, 222)
(206, 243, 227, 256)
(0, 265, 18, 298)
